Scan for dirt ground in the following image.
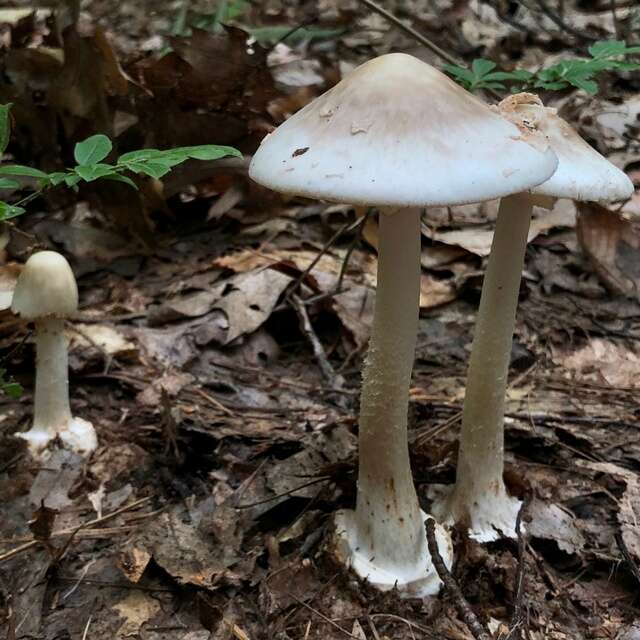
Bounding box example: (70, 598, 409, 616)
(1, 1, 640, 639)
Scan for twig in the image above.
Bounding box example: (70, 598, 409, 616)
(530, 0, 599, 40)
(355, 0, 502, 100)
(0, 496, 152, 564)
(355, 0, 461, 66)
(291, 293, 345, 389)
(425, 518, 491, 640)
(506, 499, 530, 640)
(615, 531, 640, 587)
(287, 593, 360, 639)
(287, 217, 363, 301)
(235, 475, 330, 509)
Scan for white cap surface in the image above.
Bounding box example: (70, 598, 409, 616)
(499, 93, 634, 203)
(12, 251, 78, 319)
(250, 53, 558, 207)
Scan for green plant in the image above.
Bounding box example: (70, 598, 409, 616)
(0, 106, 241, 222)
(168, 0, 343, 46)
(444, 39, 640, 95)
(0, 367, 22, 398)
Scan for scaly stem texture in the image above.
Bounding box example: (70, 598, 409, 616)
(33, 318, 72, 433)
(454, 193, 533, 506)
(355, 207, 424, 571)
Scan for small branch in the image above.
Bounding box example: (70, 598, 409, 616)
(530, 0, 599, 40)
(356, 0, 461, 66)
(355, 0, 502, 100)
(425, 518, 491, 640)
(291, 293, 345, 390)
(506, 499, 530, 640)
(615, 531, 640, 587)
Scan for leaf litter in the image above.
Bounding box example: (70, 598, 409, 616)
(1, 0, 640, 639)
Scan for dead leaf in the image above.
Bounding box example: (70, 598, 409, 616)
(29, 449, 84, 509)
(28, 502, 57, 541)
(559, 338, 640, 388)
(112, 590, 161, 638)
(0, 262, 21, 311)
(527, 499, 586, 554)
(215, 269, 291, 344)
(577, 202, 640, 299)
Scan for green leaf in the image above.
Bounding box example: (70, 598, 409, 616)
(123, 160, 172, 179)
(176, 145, 242, 161)
(0, 201, 25, 220)
(3, 381, 22, 398)
(588, 39, 627, 59)
(45, 172, 72, 187)
(567, 77, 599, 94)
(74, 163, 118, 182)
(0, 165, 48, 179)
(0, 177, 19, 189)
(248, 25, 344, 46)
(101, 173, 139, 189)
(471, 58, 497, 78)
(74, 134, 113, 166)
(0, 104, 12, 156)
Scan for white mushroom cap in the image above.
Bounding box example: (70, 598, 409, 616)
(249, 53, 558, 207)
(12, 251, 78, 320)
(499, 93, 634, 203)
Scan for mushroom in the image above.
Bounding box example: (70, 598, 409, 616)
(249, 56, 558, 596)
(11, 251, 97, 456)
(433, 94, 634, 541)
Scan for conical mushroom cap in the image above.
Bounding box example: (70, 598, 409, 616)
(250, 53, 558, 207)
(499, 93, 633, 203)
(12, 251, 78, 319)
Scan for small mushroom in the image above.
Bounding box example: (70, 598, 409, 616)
(249, 56, 558, 596)
(11, 251, 97, 456)
(433, 94, 634, 542)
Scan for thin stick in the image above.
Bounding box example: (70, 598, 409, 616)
(291, 294, 344, 389)
(287, 593, 360, 639)
(615, 531, 640, 587)
(507, 499, 530, 639)
(0, 496, 152, 564)
(425, 518, 491, 640)
(356, 0, 461, 66)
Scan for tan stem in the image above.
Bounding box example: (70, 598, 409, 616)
(354, 207, 425, 570)
(454, 193, 532, 505)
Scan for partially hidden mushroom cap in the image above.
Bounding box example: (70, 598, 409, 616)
(249, 53, 558, 207)
(499, 93, 634, 203)
(12, 251, 78, 320)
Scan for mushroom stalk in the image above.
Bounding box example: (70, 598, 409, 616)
(449, 193, 531, 534)
(33, 318, 72, 434)
(354, 207, 425, 570)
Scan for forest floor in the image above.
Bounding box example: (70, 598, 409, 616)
(1, 1, 640, 639)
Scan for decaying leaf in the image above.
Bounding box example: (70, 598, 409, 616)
(112, 590, 161, 638)
(559, 338, 640, 388)
(577, 202, 640, 299)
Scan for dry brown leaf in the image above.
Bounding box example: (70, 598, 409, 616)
(112, 591, 161, 638)
(577, 202, 640, 299)
(559, 338, 640, 388)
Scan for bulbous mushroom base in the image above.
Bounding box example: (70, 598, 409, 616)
(16, 416, 97, 458)
(15, 427, 56, 453)
(59, 417, 98, 456)
(333, 509, 452, 598)
(430, 484, 522, 543)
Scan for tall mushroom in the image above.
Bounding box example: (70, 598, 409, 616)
(11, 251, 97, 456)
(249, 55, 558, 597)
(433, 94, 634, 541)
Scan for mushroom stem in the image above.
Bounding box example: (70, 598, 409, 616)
(449, 193, 532, 535)
(355, 206, 425, 570)
(33, 318, 72, 434)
